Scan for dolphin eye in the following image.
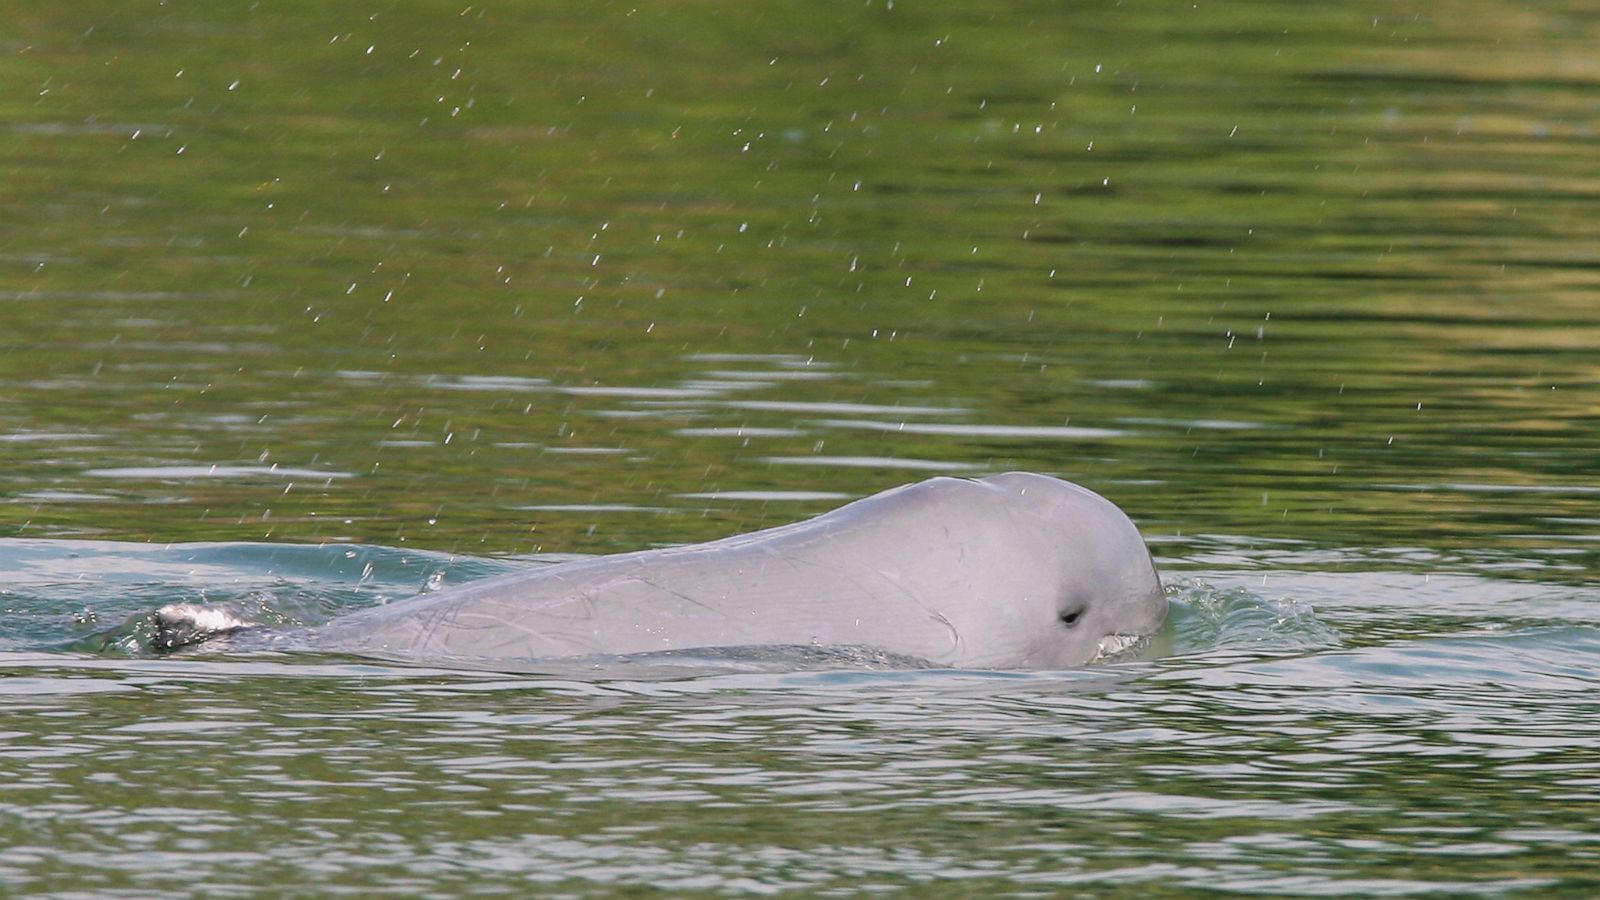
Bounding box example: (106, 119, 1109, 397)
(1059, 610, 1083, 627)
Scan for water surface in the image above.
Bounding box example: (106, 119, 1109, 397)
(3, 0, 1598, 894)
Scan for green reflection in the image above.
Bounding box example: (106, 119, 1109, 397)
(0, 0, 1596, 577)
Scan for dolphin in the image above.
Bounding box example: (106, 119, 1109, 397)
(154, 473, 1166, 669)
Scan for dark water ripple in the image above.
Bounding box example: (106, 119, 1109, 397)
(3, 608, 1598, 894)
(3, 556, 1600, 893)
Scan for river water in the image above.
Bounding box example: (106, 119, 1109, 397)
(3, 1, 1598, 894)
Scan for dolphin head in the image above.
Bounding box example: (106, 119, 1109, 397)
(943, 473, 1166, 670)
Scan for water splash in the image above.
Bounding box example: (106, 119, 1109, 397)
(1164, 578, 1344, 656)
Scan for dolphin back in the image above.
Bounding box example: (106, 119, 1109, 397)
(305, 477, 1019, 663)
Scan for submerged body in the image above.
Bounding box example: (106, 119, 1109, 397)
(161, 473, 1166, 669)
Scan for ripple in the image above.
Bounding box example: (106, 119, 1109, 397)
(588, 409, 703, 419)
(675, 379, 773, 392)
(559, 385, 721, 399)
(1119, 417, 1266, 431)
(675, 427, 806, 437)
(11, 491, 118, 503)
(83, 465, 356, 480)
(700, 369, 840, 382)
(725, 401, 968, 416)
(0, 290, 218, 302)
(0, 432, 103, 443)
(812, 420, 1124, 439)
(517, 504, 667, 513)
(758, 455, 982, 471)
(678, 490, 855, 502)
(0, 676, 135, 697)
(542, 447, 631, 456)
(4, 120, 172, 137)
(406, 375, 727, 400)
(423, 375, 553, 391)
(682, 353, 820, 364)
(1380, 482, 1600, 496)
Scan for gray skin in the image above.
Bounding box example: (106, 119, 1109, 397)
(284, 472, 1166, 669)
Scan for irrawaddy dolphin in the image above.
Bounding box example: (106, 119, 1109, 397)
(154, 472, 1167, 669)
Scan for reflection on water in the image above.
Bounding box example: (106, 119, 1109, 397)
(676, 490, 856, 502)
(760, 455, 984, 471)
(3, 0, 1599, 893)
(84, 465, 356, 481)
(1, 562, 1596, 894)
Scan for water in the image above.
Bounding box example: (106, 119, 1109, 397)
(4, 0, 1599, 893)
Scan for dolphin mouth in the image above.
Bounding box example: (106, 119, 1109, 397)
(1090, 632, 1149, 663)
